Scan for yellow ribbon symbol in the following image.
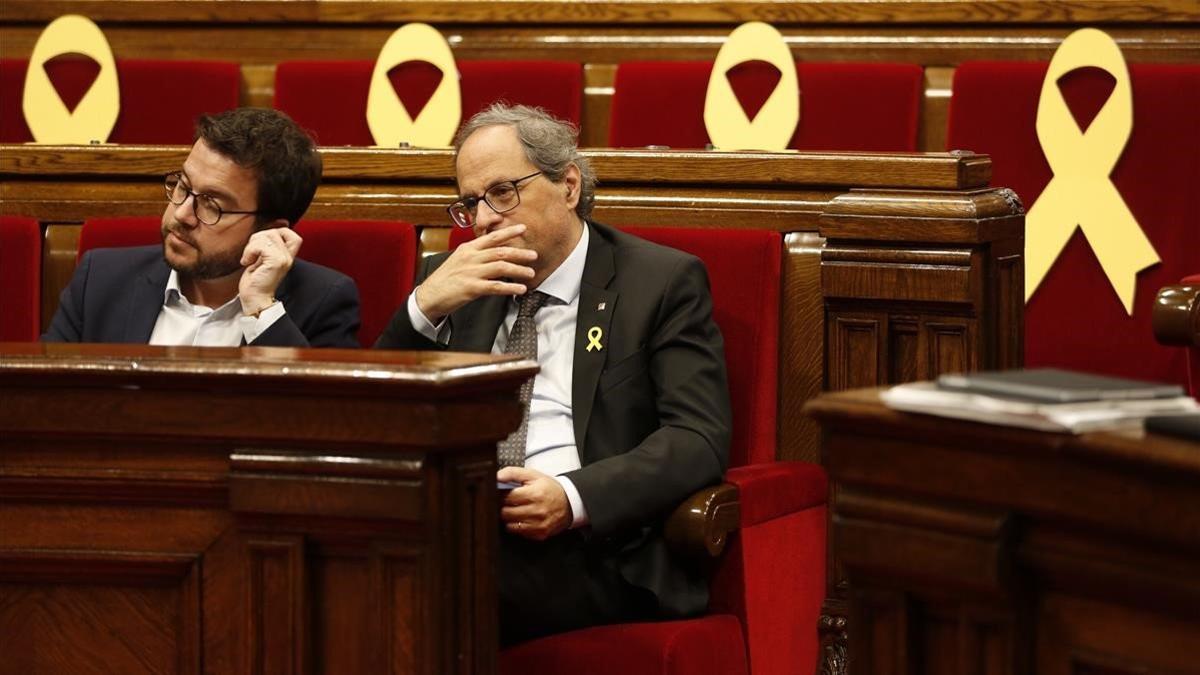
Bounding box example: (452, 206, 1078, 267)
(22, 15, 120, 144)
(366, 22, 461, 148)
(703, 21, 800, 151)
(586, 327, 603, 352)
(1025, 28, 1158, 315)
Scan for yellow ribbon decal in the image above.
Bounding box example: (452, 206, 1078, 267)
(22, 15, 119, 144)
(1025, 28, 1158, 315)
(586, 327, 603, 352)
(366, 22, 461, 148)
(704, 22, 799, 151)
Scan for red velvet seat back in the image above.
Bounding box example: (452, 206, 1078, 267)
(609, 61, 922, 150)
(293, 219, 417, 347)
(622, 227, 780, 467)
(0, 216, 42, 341)
(274, 60, 583, 146)
(1, 59, 240, 143)
(78, 217, 418, 347)
(947, 62, 1200, 385)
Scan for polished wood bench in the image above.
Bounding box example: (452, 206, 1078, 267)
(0, 342, 539, 675)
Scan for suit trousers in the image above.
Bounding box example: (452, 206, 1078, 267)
(498, 528, 658, 646)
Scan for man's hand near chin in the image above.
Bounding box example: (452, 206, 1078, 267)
(498, 466, 572, 541)
(414, 225, 538, 324)
(239, 227, 302, 316)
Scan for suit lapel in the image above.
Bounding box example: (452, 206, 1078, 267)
(451, 295, 509, 352)
(572, 229, 616, 456)
(126, 261, 170, 342)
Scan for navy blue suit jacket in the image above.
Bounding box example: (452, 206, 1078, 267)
(43, 245, 360, 347)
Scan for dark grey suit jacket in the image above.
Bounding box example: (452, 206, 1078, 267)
(43, 245, 360, 347)
(375, 222, 731, 617)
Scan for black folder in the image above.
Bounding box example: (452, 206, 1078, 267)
(936, 368, 1184, 404)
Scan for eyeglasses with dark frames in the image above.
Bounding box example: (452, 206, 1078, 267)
(164, 171, 261, 227)
(446, 171, 543, 229)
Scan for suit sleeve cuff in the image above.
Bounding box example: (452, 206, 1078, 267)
(239, 301, 287, 344)
(407, 290, 451, 344)
(554, 475, 589, 528)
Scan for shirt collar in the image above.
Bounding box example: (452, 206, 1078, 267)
(162, 268, 242, 314)
(535, 222, 589, 305)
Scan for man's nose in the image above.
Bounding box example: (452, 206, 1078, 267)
(474, 200, 505, 231)
(173, 195, 199, 228)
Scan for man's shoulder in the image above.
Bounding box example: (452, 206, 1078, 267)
(83, 244, 162, 265)
(78, 245, 166, 286)
(590, 222, 703, 280)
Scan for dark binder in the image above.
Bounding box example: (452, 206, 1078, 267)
(1145, 414, 1200, 442)
(936, 368, 1184, 404)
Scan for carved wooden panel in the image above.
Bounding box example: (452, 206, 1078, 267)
(828, 313, 883, 390)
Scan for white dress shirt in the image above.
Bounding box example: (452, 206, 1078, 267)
(408, 225, 592, 527)
(149, 269, 287, 346)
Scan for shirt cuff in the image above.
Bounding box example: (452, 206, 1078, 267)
(407, 290, 451, 344)
(239, 301, 287, 343)
(554, 475, 590, 528)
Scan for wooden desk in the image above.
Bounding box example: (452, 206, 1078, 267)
(0, 343, 537, 675)
(806, 388, 1200, 675)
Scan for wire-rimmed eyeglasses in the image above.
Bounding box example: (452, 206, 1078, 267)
(164, 171, 261, 227)
(446, 171, 543, 229)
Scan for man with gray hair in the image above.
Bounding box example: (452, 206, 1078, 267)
(376, 104, 731, 645)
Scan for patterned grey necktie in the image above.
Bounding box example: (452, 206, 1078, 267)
(497, 291, 550, 468)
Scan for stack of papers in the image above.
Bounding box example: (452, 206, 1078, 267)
(881, 370, 1200, 434)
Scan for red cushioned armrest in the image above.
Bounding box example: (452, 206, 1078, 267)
(724, 462, 827, 527)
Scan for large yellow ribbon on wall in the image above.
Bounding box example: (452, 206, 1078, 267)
(703, 22, 799, 151)
(366, 23, 461, 148)
(1025, 28, 1158, 315)
(22, 14, 119, 144)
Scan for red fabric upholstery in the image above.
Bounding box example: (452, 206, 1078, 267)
(500, 616, 749, 675)
(609, 61, 922, 150)
(621, 227, 779, 466)
(0, 216, 42, 342)
(274, 60, 583, 146)
(947, 62, 1200, 386)
(293, 220, 417, 347)
(77, 217, 418, 347)
(484, 225, 825, 675)
(1, 59, 240, 143)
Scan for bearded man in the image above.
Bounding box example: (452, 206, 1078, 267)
(43, 107, 359, 347)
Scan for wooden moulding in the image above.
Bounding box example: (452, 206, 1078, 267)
(0, 145, 991, 190)
(2, 1, 1197, 25)
(1152, 283, 1200, 347)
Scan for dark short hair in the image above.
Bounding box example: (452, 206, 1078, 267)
(195, 108, 322, 228)
(454, 103, 596, 220)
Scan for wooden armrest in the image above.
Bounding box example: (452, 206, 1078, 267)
(1153, 283, 1200, 347)
(664, 482, 740, 559)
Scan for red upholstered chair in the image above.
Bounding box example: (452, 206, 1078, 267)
(0, 216, 42, 342)
(274, 60, 583, 146)
(293, 219, 417, 347)
(0, 59, 240, 143)
(609, 61, 923, 151)
(77, 217, 418, 347)
(947, 62, 1200, 386)
(445, 226, 827, 675)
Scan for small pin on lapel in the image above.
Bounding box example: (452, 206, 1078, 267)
(586, 326, 604, 352)
(597, 302, 606, 311)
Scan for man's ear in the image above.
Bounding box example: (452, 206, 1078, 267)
(563, 164, 581, 210)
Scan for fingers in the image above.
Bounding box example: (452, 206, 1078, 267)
(469, 223, 528, 249)
(277, 227, 303, 257)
